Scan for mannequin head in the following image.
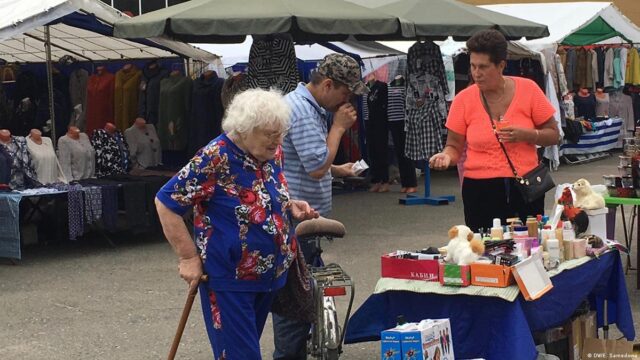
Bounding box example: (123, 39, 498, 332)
(105, 122, 116, 135)
(578, 87, 590, 96)
(67, 126, 80, 140)
(134, 118, 146, 130)
(123, 63, 133, 71)
(96, 65, 106, 75)
(0, 129, 10, 143)
(29, 129, 42, 143)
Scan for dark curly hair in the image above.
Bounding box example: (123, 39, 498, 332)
(466, 29, 508, 65)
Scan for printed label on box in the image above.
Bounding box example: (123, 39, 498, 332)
(475, 276, 498, 284)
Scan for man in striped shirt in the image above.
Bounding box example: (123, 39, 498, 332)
(273, 53, 367, 360)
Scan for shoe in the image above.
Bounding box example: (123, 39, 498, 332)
(369, 183, 381, 192)
(405, 187, 418, 194)
(378, 183, 390, 193)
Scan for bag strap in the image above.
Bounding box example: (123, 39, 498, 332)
(480, 91, 524, 183)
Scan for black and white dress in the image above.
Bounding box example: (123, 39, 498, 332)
(405, 41, 449, 161)
(91, 129, 131, 178)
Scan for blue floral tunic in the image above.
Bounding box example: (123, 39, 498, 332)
(156, 133, 297, 292)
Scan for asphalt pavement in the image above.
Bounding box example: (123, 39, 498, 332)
(0, 154, 637, 359)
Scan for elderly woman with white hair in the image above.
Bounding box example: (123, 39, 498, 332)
(155, 88, 318, 359)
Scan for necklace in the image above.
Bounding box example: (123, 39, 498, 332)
(486, 77, 507, 104)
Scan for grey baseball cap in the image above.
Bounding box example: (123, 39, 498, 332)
(317, 53, 368, 95)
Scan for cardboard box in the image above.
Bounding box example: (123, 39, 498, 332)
(581, 311, 597, 340)
(511, 253, 553, 300)
(381, 319, 455, 360)
(439, 263, 471, 287)
(470, 262, 515, 287)
(380, 327, 403, 360)
(585, 208, 608, 240)
(427, 319, 455, 360)
(382, 252, 439, 281)
(564, 316, 582, 360)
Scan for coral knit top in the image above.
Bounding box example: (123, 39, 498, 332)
(446, 76, 556, 179)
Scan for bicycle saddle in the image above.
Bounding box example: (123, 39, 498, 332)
(295, 217, 346, 238)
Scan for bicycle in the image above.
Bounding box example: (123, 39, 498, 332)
(295, 217, 356, 360)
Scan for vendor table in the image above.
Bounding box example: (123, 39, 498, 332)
(344, 251, 634, 360)
(605, 196, 640, 289)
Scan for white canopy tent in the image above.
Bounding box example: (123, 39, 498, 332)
(481, 2, 640, 52)
(0, 0, 220, 142)
(0, 0, 219, 62)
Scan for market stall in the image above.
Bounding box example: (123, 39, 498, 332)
(0, 0, 223, 260)
(482, 2, 640, 164)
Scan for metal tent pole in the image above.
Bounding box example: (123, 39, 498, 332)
(44, 26, 56, 146)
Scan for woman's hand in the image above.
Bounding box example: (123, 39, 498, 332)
(498, 126, 535, 143)
(429, 152, 452, 170)
(290, 200, 319, 221)
(178, 256, 203, 286)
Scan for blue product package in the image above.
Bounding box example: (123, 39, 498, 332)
(380, 328, 402, 360)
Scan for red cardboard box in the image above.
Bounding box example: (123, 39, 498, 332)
(381, 252, 439, 281)
(470, 263, 515, 288)
(439, 263, 471, 287)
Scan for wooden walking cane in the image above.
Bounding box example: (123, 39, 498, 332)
(167, 274, 208, 360)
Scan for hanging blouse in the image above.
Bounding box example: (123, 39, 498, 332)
(114, 66, 142, 131)
(124, 124, 161, 169)
(387, 85, 406, 122)
(405, 41, 449, 161)
(246, 35, 299, 94)
(69, 68, 89, 131)
(91, 129, 131, 177)
(0, 136, 39, 190)
(158, 75, 192, 151)
(85, 70, 115, 136)
(26, 136, 67, 184)
(58, 133, 95, 181)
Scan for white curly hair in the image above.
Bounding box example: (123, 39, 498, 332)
(221, 88, 291, 135)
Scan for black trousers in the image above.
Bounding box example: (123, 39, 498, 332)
(388, 121, 417, 187)
(366, 118, 389, 184)
(462, 177, 545, 233)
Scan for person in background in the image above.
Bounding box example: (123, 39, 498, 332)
(155, 88, 318, 360)
(429, 29, 559, 232)
(273, 53, 367, 359)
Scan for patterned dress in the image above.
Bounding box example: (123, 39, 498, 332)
(405, 41, 449, 161)
(156, 133, 297, 359)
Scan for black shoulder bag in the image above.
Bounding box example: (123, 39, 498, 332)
(480, 92, 555, 203)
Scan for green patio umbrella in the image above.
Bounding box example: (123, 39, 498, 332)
(113, 0, 413, 43)
(350, 0, 550, 40)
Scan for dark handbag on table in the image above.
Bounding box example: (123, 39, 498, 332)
(480, 92, 555, 203)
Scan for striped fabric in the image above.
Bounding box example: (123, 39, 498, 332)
(361, 94, 369, 122)
(282, 83, 332, 216)
(387, 86, 405, 122)
(246, 35, 299, 94)
(560, 117, 623, 155)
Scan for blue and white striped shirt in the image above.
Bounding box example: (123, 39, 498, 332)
(282, 83, 332, 216)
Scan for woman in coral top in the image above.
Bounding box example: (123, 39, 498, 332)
(430, 30, 560, 232)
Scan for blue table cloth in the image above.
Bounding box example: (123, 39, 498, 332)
(0, 192, 22, 259)
(345, 251, 634, 360)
